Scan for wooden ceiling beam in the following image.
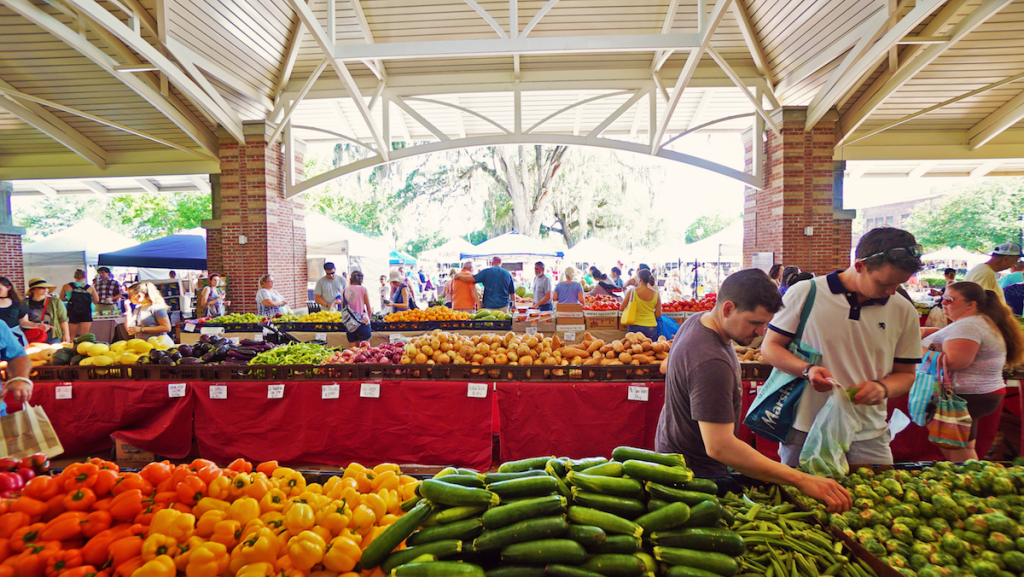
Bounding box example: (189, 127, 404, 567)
(968, 88, 1024, 150)
(730, 0, 773, 87)
(0, 94, 107, 167)
(0, 77, 107, 167)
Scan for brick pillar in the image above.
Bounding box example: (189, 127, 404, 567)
(206, 122, 307, 314)
(742, 107, 855, 276)
(0, 181, 26, 291)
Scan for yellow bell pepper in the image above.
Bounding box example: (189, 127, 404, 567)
(338, 487, 360, 511)
(342, 463, 365, 479)
(238, 528, 280, 565)
(287, 530, 326, 571)
(131, 555, 177, 577)
(306, 483, 323, 495)
(381, 488, 401, 516)
(186, 542, 230, 577)
(315, 501, 350, 536)
(175, 536, 206, 572)
(228, 497, 262, 525)
(309, 571, 340, 577)
(193, 497, 231, 520)
(246, 473, 272, 501)
(149, 508, 196, 541)
(361, 526, 387, 551)
(196, 510, 230, 538)
(360, 493, 387, 521)
(272, 468, 307, 497)
(234, 563, 275, 577)
(322, 535, 361, 573)
(284, 502, 315, 534)
(274, 556, 305, 577)
(141, 534, 179, 562)
(210, 519, 243, 549)
(207, 476, 232, 501)
(241, 518, 268, 540)
(260, 511, 285, 531)
(311, 526, 333, 544)
(323, 477, 343, 498)
(229, 474, 252, 499)
(347, 504, 376, 536)
(378, 514, 399, 526)
(259, 489, 288, 514)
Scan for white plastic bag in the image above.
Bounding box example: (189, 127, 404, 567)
(799, 384, 860, 479)
(925, 306, 948, 328)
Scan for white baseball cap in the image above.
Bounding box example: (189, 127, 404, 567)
(993, 242, 1023, 257)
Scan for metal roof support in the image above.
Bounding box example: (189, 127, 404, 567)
(707, 46, 779, 135)
(461, 0, 508, 38)
(836, 0, 1012, 146)
(0, 78, 107, 168)
(968, 89, 1024, 150)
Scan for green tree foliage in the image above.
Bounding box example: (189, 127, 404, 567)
(904, 179, 1024, 251)
(685, 213, 738, 244)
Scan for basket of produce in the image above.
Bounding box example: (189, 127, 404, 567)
(273, 322, 348, 332)
(434, 363, 518, 381)
(583, 295, 621, 312)
(197, 312, 269, 332)
(319, 342, 406, 380)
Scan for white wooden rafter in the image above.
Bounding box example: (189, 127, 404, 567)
(275, 0, 315, 103)
(526, 91, 633, 135)
(970, 161, 1000, 178)
(166, 39, 273, 111)
(461, 0, 507, 38)
(403, 96, 511, 135)
(587, 89, 649, 139)
(520, 0, 559, 38)
(348, 0, 386, 81)
(81, 180, 108, 197)
(651, 0, 680, 74)
(34, 183, 59, 197)
(391, 96, 450, 142)
(707, 46, 779, 135)
(730, 1, 773, 87)
(187, 175, 211, 193)
(269, 58, 330, 144)
(968, 89, 1024, 150)
(0, 77, 107, 167)
(134, 178, 159, 193)
(687, 89, 715, 130)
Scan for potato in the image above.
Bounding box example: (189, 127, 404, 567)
(552, 335, 562, 349)
(586, 339, 605, 354)
(655, 352, 668, 360)
(631, 344, 643, 355)
(612, 341, 625, 353)
(619, 352, 632, 363)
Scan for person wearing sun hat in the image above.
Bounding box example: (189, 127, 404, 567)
(965, 242, 1023, 306)
(24, 278, 69, 344)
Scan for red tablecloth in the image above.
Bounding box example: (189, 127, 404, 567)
(496, 382, 665, 461)
(887, 394, 1003, 462)
(191, 381, 493, 470)
(29, 381, 194, 459)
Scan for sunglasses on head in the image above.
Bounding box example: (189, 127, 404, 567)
(857, 245, 924, 263)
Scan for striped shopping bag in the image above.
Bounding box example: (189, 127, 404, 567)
(908, 351, 941, 426)
(926, 361, 972, 449)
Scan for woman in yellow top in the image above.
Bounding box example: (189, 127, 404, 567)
(620, 268, 661, 339)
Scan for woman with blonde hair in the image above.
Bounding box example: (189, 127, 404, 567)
(256, 274, 288, 317)
(555, 267, 585, 305)
(126, 282, 171, 336)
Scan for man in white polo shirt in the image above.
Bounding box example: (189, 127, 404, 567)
(762, 228, 923, 466)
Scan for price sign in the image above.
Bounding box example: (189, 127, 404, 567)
(183, 323, 197, 333)
(627, 385, 649, 402)
(168, 383, 186, 398)
(55, 385, 72, 400)
(390, 333, 410, 344)
(467, 383, 489, 398)
(209, 385, 227, 399)
(563, 332, 577, 343)
(200, 327, 224, 336)
(253, 334, 264, 342)
(268, 384, 284, 399)
(322, 384, 340, 399)
(525, 326, 538, 336)
(315, 333, 327, 341)
(360, 383, 380, 398)
(228, 337, 240, 345)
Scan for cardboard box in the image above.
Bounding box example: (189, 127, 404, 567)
(513, 319, 557, 333)
(556, 323, 586, 333)
(556, 303, 584, 319)
(114, 438, 156, 463)
(586, 316, 619, 330)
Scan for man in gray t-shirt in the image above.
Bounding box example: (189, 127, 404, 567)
(532, 262, 554, 311)
(314, 262, 347, 310)
(654, 269, 851, 512)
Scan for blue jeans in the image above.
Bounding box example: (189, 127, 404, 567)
(627, 325, 657, 339)
(536, 303, 553, 311)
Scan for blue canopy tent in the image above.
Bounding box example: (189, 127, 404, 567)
(389, 250, 417, 266)
(98, 229, 207, 270)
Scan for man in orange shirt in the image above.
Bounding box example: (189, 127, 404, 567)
(452, 261, 481, 312)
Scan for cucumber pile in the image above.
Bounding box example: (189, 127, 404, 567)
(364, 447, 748, 577)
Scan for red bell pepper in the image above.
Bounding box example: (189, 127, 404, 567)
(0, 474, 24, 494)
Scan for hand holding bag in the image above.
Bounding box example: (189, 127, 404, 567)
(927, 355, 972, 449)
(0, 401, 64, 459)
(908, 350, 941, 426)
(799, 382, 860, 479)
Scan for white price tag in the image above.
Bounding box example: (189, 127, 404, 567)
(209, 385, 227, 399)
(563, 332, 577, 342)
(168, 383, 186, 398)
(262, 326, 274, 336)
(525, 326, 538, 336)
(228, 337, 240, 345)
(183, 323, 197, 333)
(322, 384, 340, 399)
(55, 385, 72, 400)
(253, 334, 264, 342)
(315, 332, 327, 341)
(200, 327, 224, 336)
(467, 383, 489, 398)
(627, 385, 649, 402)
(360, 383, 381, 398)
(268, 384, 285, 399)
(390, 333, 410, 344)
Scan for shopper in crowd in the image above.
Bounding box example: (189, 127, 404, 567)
(655, 269, 850, 511)
(256, 274, 288, 317)
(763, 227, 923, 467)
(452, 262, 480, 312)
(965, 242, 1022, 305)
(922, 281, 1024, 461)
(0, 321, 33, 406)
(23, 279, 69, 344)
(0, 277, 28, 345)
(198, 273, 230, 318)
(378, 275, 390, 314)
(1004, 283, 1024, 317)
(342, 270, 373, 343)
(778, 266, 801, 296)
(314, 262, 347, 311)
(620, 268, 660, 339)
(587, 269, 620, 299)
(387, 271, 417, 312)
(999, 260, 1024, 289)
(624, 263, 650, 289)
(458, 257, 515, 312)
(583, 266, 596, 287)
(126, 282, 171, 336)
(60, 270, 98, 340)
(555, 267, 585, 305)
(169, 271, 177, 280)
(417, 268, 433, 302)
(442, 268, 458, 308)
(532, 262, 554, 312)
(93, 267, 122, 313)
(787, 271, 814, 288)
(944, 268, 957, 285)
(610, 267, 624, 288)
(768, 264, 784, 287)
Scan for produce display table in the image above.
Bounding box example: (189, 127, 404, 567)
(180, 328, 633, 349)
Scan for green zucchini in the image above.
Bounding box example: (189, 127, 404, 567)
(571, 489, 646, 519)
(441, 475, 487, 488)
(719, 508, 734, 526)
(407, 517, 484, 546)
(360, 500, 433, 570)
(432, 505, 489, 525)
(568, 507, 643, 538)
(487, 476, 559, 499)
(647, 499, 671, 512)
(545, 565, 606, 577)
(400, 495, 423, 512)
(484, 567, 547, 577)
(546, 458, 569, 478)
(592, 535, 641, 555)
(553, 475, 572, 499)
(456, 468, 481, 475)
(665, 566, 723, 577)
(676, 501, 725, 529)
(645, 483, 719, 506)
(380, 540, 463, 574)
(484, 470, 549, 484)
(499, 456, 555, 473)
(578, 553, 647, 576)
(420, 479, 500, 507)
(501, 539, 587, 566)
(566, 472, 643, 499)
(391, 562, 484, 577)
(634, 502, 691, 533)
(635, 552, 656, 573)
(681, 479, 718, 495)
(611, 447, 686, 468)
(566, 457, 609, 472)
(566, 525, 607, 548)
(649, 528, 745, 557)
(622, 460, 693, 485)
(579, 461, 624, 477)
(472, 516, 569, 552)
(481, 495, 568, 529)
(652, 547, 738, 577)
(434, 467, 458, 478)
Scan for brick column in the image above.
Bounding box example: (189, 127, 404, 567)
(742, 107, 855, 276)
(0, 181, 26, 291)
(206, 122, 307, 314)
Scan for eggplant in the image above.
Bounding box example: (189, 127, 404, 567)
(227, 350, 255, 360)
(150, 349, 166, 362)
(159, 356, 175, 366)
(178, 344, 193, 357)
(168, 351, 182, 362)
(201, 351, 217, 363)
(199, 334, 211, 343)
(178, 357, 201, 365)
(239, 339, 263, 347)
(211, 344, 231, 361)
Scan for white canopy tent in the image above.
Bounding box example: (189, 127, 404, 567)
(23, 219, 137, 285)
(460, 232, 563, 261)
(678, 222, 744, 263)
(921, 246, 989, 268)
(562, 238, 629, 268)
(420, 238, 476, 264)
(303, 213, 392, 287)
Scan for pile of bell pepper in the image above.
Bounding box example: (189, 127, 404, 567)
(0, 454, 51, 498)
(0, 457, 420, 577)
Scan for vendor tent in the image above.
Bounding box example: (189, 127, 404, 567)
(420, 238, 475, 263)
(390, 250, 418, 266)
(922, 246, 988, 268)
(304, 213, 391, 260)
(23, 219, 137, 285)
(98, 228, 207, 270)
(460, 231, 563, 260)
(678, 221, 743, 263)
(562, 237, 628, 266)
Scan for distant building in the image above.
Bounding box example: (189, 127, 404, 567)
(853, 195, 945, 247)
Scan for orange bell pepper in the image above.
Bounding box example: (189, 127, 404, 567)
(9, 524, 45, 553)
(44, 548, 83, 577)
(0, 538, 10, 563)
(255, 462, 278, 477)
(109, 491, 144, 523)
(227, 459, 252, 474)
(174, 477, 206, 507)
(22, 479, 59, 503)
(112, 556, 143, 577)
(63, 489, 96, 512)
(194, 467, 221, 487)
(184, 542, 227, 577)
(86, 459, 118, 472)
(80, 511, 112, 539)
(138, 463, 172, 489)
(80, 528, 121, 566)
(10, 498, 47, 520)
(41, 512, 86, 541)
(133, 503, 164, 527)
(41, 495, 66, 524)
(244, 476, 271, 502)
(209, 520, 241, 550)
(111, 475, 151, 498)
(0, 513, 30, 540)
(60, 565, 100, 577)
(109, 536, 143, 570)
(63, 464, 99, 493)
(3, 542, 60, 577)
(92, 470, 118, 499)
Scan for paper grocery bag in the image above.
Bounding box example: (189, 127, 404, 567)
(0, 403, 64, 459)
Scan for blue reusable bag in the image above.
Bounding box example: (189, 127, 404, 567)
(743, 281, 821, 443)
(657, 316, 680, 340)
(908, 351, 941, 426)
